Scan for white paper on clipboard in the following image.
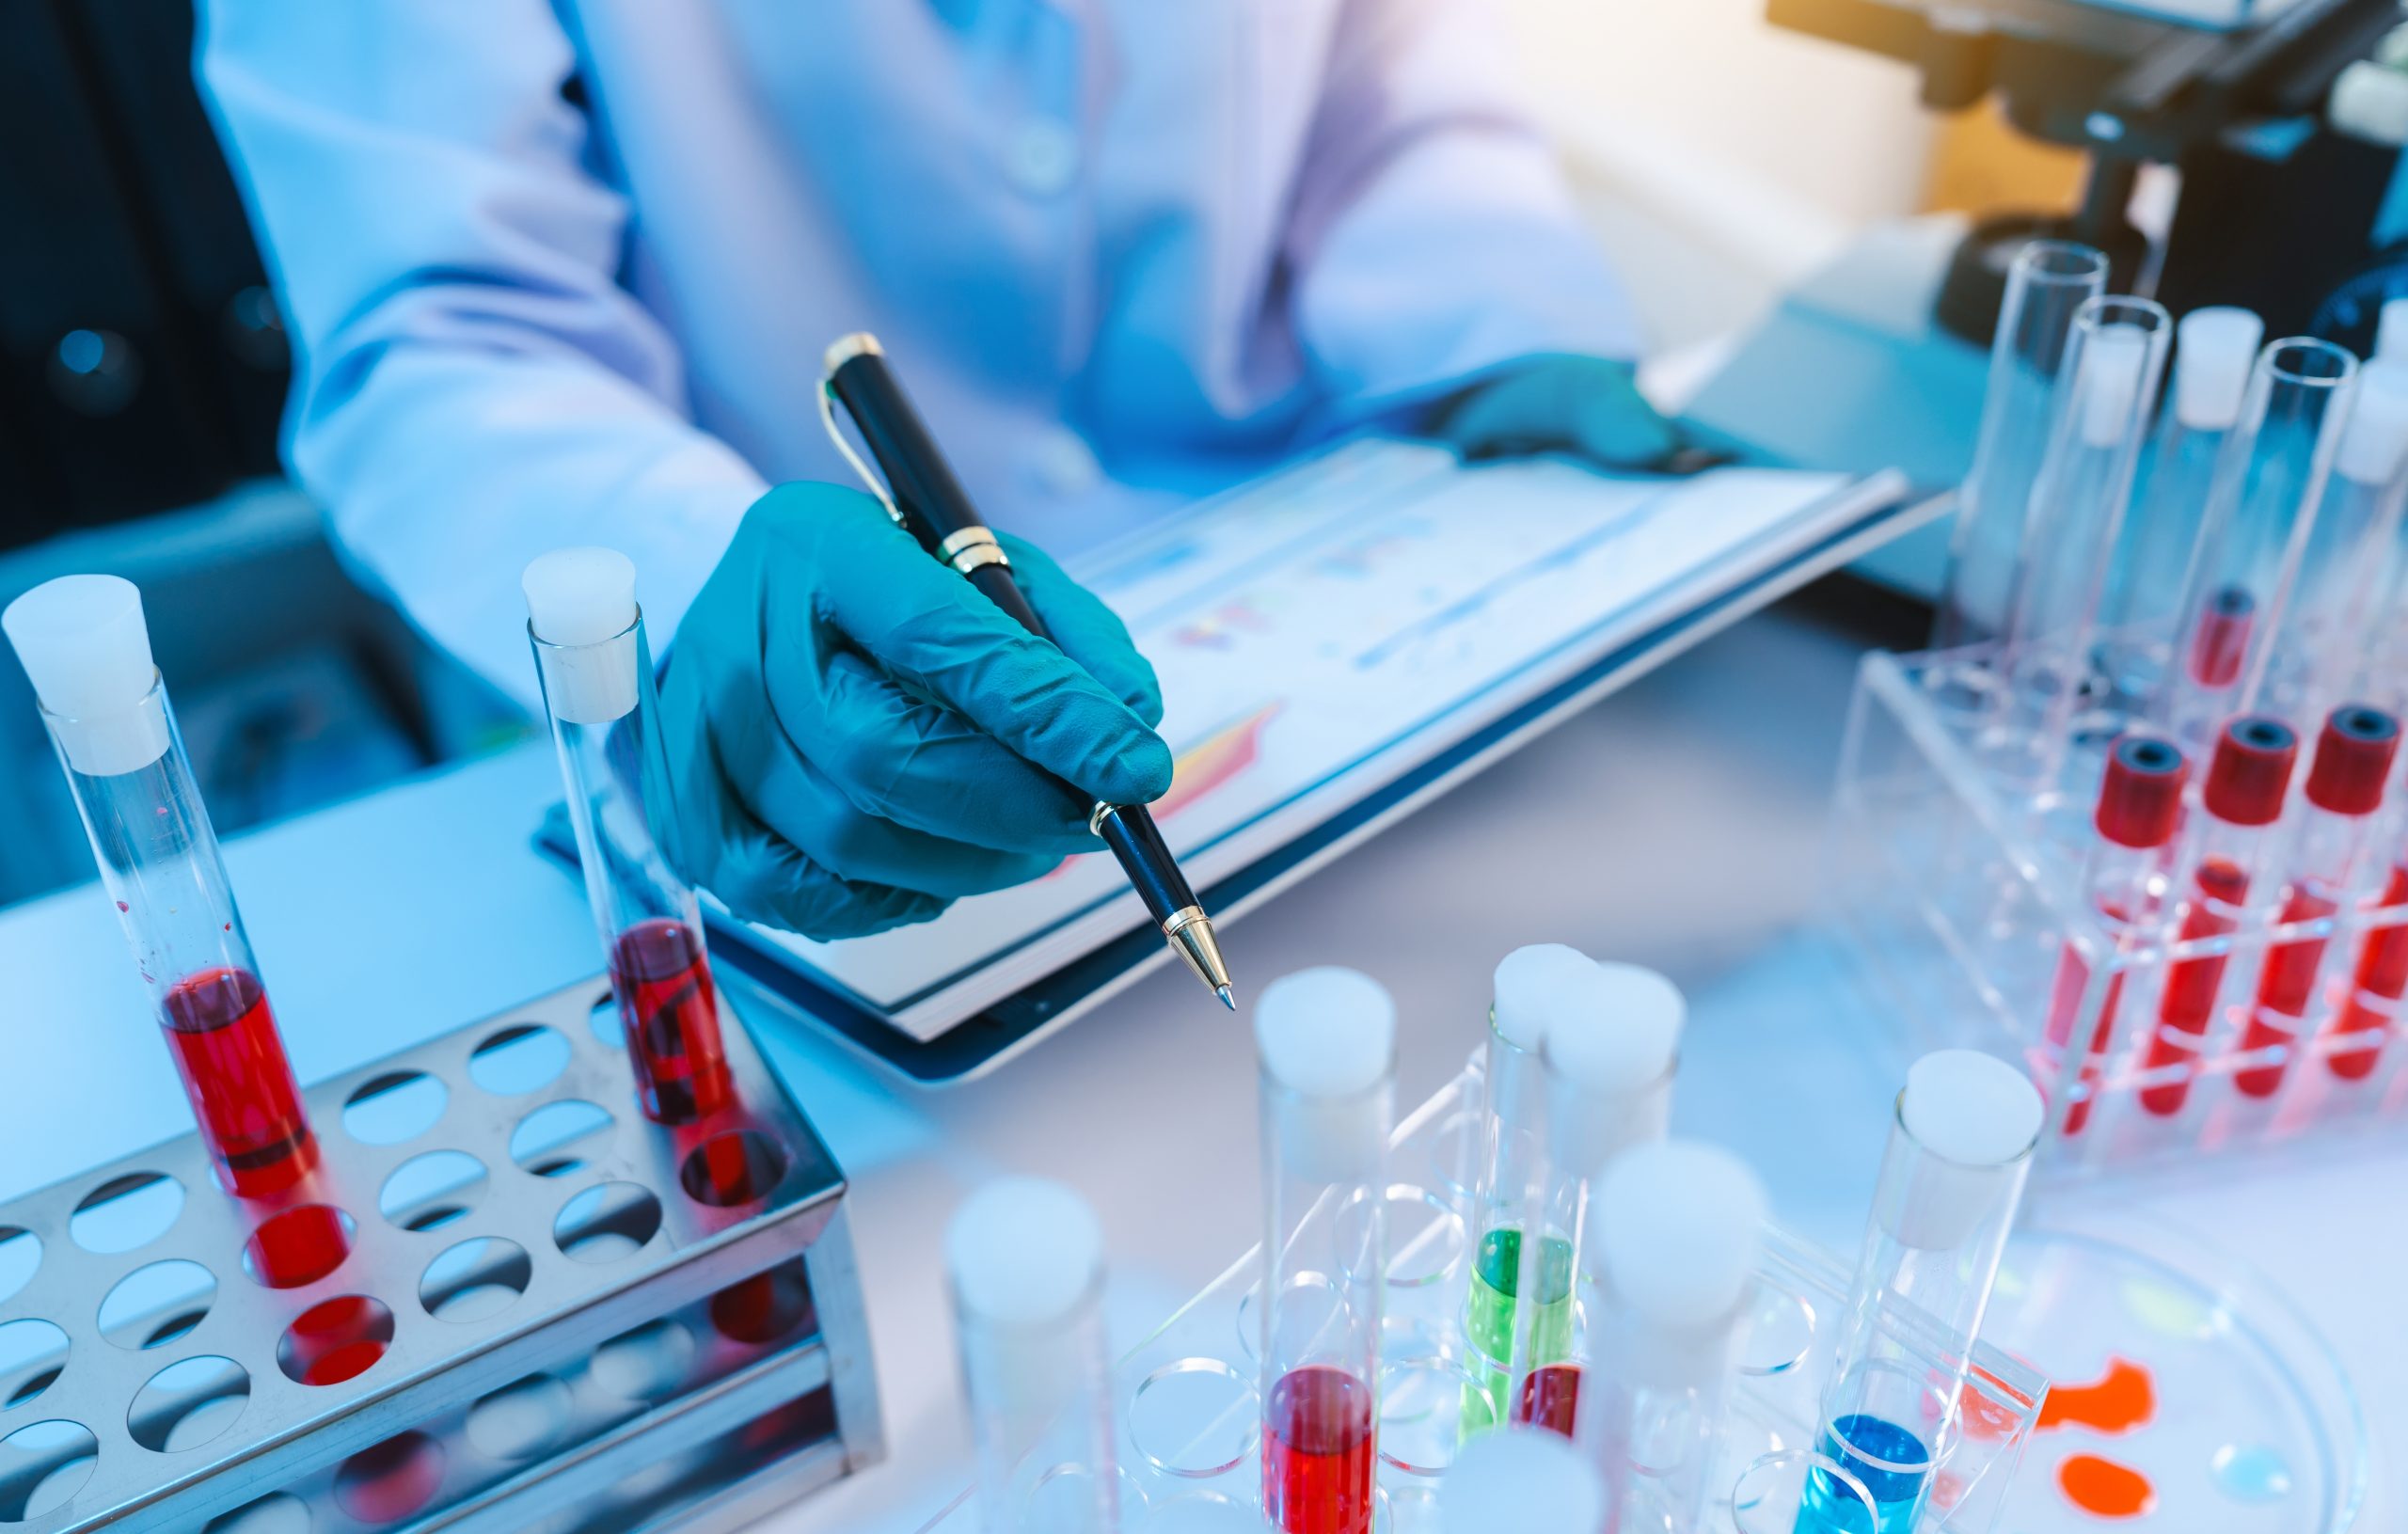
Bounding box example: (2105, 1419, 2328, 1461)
(715, 437, 1899, 1039)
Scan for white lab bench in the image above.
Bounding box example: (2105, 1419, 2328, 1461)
(2, 595, 2400, 1532)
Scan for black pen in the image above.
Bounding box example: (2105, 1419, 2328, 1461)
(818, 332, 1235, 1010)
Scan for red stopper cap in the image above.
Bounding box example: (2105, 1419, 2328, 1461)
(2304, 704, 2400, 816)
(2095, 734, 2189, 849)
(2203, 716, 2299, 826)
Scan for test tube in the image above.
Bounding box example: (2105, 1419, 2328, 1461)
(2162, 339, 2360, 749)
(1256, 968, 1395, 1534)
(2261, 361, 2408, 719)
(2097, 308, 2266, 711)
(4, 576, 317, 1199)
(2136, 718, 2299, 1116)
(947, 1178, 1117, 1534)
(1577, 1141, 1766, 1534)
(1800, 1051, 2043, 1534)
(2045, 735, 2188, 1135)
(2326, 848, 2408, 1084)
(524, 548, 735, 1126)
(2233, 705, 2400, 1099)
(1997, 296, 2172, 759)
(1932, 241, 2111, 663)
(1437, 1426, 1607, 1534)
(1511, 963, 1683, 1437)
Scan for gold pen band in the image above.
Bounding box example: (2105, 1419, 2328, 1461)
(1160, 904, 1209, 941)
(940, 526, 1009, 576)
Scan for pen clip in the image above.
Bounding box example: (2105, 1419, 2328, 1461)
(817, 372, 905, 530)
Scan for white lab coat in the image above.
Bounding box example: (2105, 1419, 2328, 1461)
(198, 0, 1639, 699)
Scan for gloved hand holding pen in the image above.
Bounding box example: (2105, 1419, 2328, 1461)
(657, 482, 1173, 940)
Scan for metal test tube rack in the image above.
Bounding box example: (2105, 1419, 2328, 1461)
(0, 975, 879, 1532)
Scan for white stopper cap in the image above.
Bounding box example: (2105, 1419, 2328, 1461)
(2174, 308, 2265, 432)
(1438, 1428, 1606, 1534)
(945, 1177, 1103, 1329)
(1134, 1501, 1273, 1534)
(1255, 968, 1395, 1182)
(2337, 358, 2408, 486)
(522, 547, 641, 723)
(1491, 943, 1592, 1052)
(2077, 324, 2154, 449)
(3, 575, 171, 775)
(2380, 297, 2408, 367)
(1545, 961, 1683, 1098)
(1590, 1141, 1766, 1330)
(1886, 1050, 2042, 1251)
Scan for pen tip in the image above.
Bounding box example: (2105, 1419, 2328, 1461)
(1216, 985, 1235, 1011)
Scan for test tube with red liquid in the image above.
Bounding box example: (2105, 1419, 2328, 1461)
(2137, 717, 2299, 1117)
(2327, 856, 2408, 1083)
(3, 576, 317, 1197)
(2234, 705, 2400, 1098)
(1255, 969, 1394, 1534)
(524, 549, 734, 1126)
(2046, 734, 2187, 1135)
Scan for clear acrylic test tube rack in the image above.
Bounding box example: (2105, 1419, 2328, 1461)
(916, 1063, 2046, 1533)
(1831, 640, 2408, 1183)
(0, 974, 880, 1532)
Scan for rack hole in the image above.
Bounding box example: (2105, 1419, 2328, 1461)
(465, 1374, 572, 1462)
(0, 1323, 67, 1412)
(241, 1206, 355, 1289)
(128, 1356, 248, 1452)
(334, 1431, 444, 1524)
(591, 1320, 694, 1402)
(468, 1025, 571, 1097)
(709, 1258, 815, 1345)
(341, 1072, 447, 1147)
(203, 1493, 309, 1533)
(553, 1183, 661, 1263)
(678, 1131, 788, 1208)
(70, 1173, 182, 1254)
(509, 1100, 614, 1178)
(0, 1419, 98, 1522)
(98, 1260, 215, 1351)
(1129, 1358, 1257, 1479)
(0, 1232, 37, 1308)
(589, 993, 624, 1050)
(276, 1296, 394, 1386)
(420, 1238, 532, 1322)
(379, 1151, 488, 1233)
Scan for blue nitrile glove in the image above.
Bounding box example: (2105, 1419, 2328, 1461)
(1419, 354, 1727, 474)
(657, 482, 1172, 940)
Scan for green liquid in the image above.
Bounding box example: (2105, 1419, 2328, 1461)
(1460, 1226, 1575, 1435)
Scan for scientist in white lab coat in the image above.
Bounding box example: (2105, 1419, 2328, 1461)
(199, 1, 1686, 939)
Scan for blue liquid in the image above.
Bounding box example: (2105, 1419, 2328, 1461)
(1795, 1414, 1930, 1534)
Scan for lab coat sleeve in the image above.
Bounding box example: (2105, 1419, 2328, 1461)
(1283, 0, 1644, 418)
(195, 3, 767, 705)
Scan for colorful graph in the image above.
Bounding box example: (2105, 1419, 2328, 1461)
(1158, 704, 1281, 821)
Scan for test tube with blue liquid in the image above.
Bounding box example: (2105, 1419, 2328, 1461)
(1800, 1052, 2041, 1534)
(947, 1178, 1119, 1534)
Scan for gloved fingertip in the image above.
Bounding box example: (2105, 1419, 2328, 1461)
(1099, 734, 1175, 805)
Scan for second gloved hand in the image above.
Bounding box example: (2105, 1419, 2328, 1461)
(658, 482, 1173, 940)
(1419, 354, 1726, 474)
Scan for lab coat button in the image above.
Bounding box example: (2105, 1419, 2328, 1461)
(1006, 119, 1080, 196)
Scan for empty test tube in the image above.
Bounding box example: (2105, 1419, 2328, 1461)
(2098, 307, 2265, 711)
(1511, 962, 1683, 1438)
(947, 1178, 1118, 1534)
(524, 548, 735, 1126)
(2235, 705, 2400, 1099)
(2139, 718, 2300, 1116)
(4, 576, 318, 1199)
(2048, 735, 2189, 1135)
(2162, 340, 2360, 749)
(1578, 1141, 1767, 1534)
(1998, 296, 2172, 759)
(1933, 241, 2111, 663)
(1438, 1427, 1608, 1534)
(2263, 361, 2408, 719)
(1256, 968, 1395, 1534)
(1800, 1052, 2042, 1534)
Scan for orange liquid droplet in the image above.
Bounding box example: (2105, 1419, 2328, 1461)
(2041, 1355, 2156, 1435)
(2058, 1454, 2156, 1518)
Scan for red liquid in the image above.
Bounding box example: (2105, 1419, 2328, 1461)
(2140, 859, 2247, 1116)
(2237, 885, 2340, 1097)
(161, 967, 315, 1197)
(1264, 1366, 1374, 1534)
(610, 920, 734, 1125)
(2051, 901, 2130, 1135)
(2328, 862, 2408, 1081)
(2189, 587, 2254, 688)
(245, 1203, 354, 1289)
(1513, 1362, 1583, 1438)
